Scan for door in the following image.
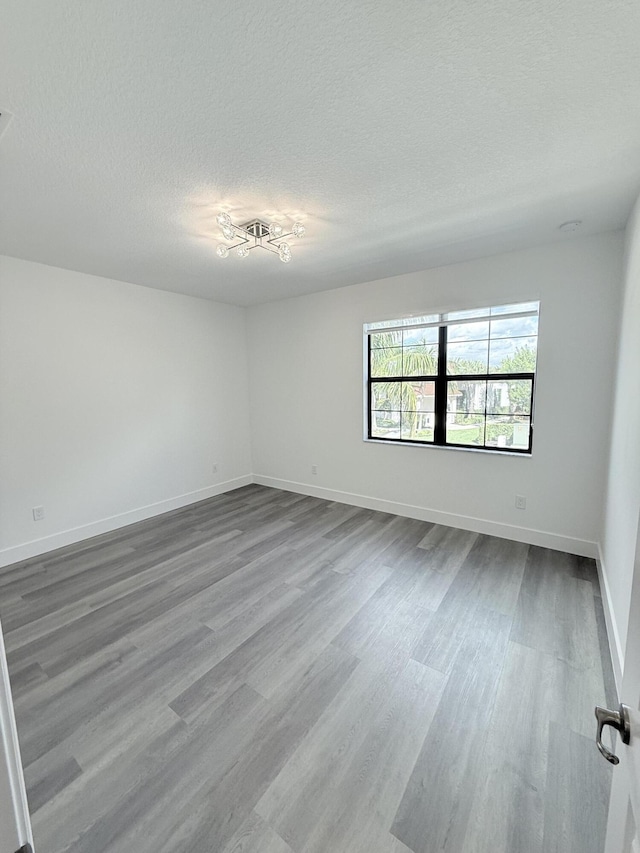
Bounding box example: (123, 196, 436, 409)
(0, 618, 33, 853)
(604, 512, 640, 853)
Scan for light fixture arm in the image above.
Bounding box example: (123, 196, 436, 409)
(225, 235, 250, 252)
(215, 215, 305, 263)
(266, 231, 293, 246)
(260, 242, 283, 256)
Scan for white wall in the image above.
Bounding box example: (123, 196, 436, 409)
(247, 233, 623, 557)
(0, 233, 627, 573)
(0, 255, 252, 565)
(601, 195, 640, 681)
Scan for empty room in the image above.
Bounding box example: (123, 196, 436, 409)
(1, 2, 640, 852)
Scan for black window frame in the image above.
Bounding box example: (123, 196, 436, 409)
(366, 312, 537, 454)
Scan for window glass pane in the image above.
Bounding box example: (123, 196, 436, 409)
(402, 327, 439, 346)
(367, 303, 537, 454)
(485, 416, 531, 449)
(488, 337, 537, 373)
(446, 414, 485, 446)
(371, 411, 401, 439)
(447, 380, 486, 413)
(447, 340, 489, 374)
(401, 411, 434, 442)
(371, 382, 401, 411)
(490, 315, 538, 339)
(401, 381, 435, 413)
(447, 321, 490, 342)
(490, 301, 539, 316)
(486, 380, 533, 415)
(370, 331, 402, 349)
(370, 347, 403, 377)
(402, 345, 438, 376)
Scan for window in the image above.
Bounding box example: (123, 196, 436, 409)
(365, 301, 539, 453)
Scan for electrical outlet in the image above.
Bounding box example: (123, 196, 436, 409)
(212, 463, 218, 474)
(32, 506, 45, 521)
(311, 464, 318, 475)
(515, 495, 526, 510)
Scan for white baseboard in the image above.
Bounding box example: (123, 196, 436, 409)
(0, 471, 600, 570)
(0, 475, 253, 568)
(596, 543, 624, 695)
(253, 475, 598, 558)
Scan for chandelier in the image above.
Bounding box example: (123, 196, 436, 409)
(215, 213, 306, 264)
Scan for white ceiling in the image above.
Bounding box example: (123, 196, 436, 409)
(1, 1, 640, 306)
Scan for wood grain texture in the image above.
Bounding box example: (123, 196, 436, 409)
(542, 724, 612, 853)
(0, 484, 614, 853)
(221, 812, 294, 853)
(392, 605, 512, 853)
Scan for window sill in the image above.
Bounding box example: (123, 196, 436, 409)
(363, 437, 532, 457)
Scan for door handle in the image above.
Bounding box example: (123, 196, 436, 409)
(594, 703, 631, 765)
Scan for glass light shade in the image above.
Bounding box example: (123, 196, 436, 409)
(291, 222, 306, 238)
(279, 242, 292, 263)
(216, 212, 232, 228)
(216, 244, 229, 258)
(269, 222, 283, 238)
(221, 225, 235, 240)
(237, 246, 249, 258)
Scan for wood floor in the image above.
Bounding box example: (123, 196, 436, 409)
(0, 485, 616, 853)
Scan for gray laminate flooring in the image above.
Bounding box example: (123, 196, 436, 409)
(0, 485, 616, 853)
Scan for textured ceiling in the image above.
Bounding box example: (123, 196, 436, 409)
(1, 1, 640, 306)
